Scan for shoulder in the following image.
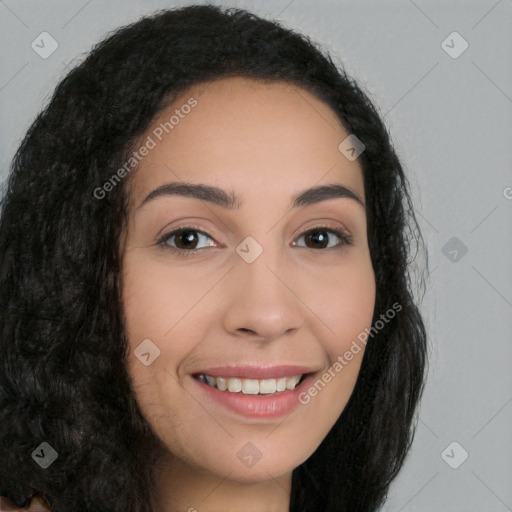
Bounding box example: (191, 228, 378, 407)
(0, 494, 52, 511)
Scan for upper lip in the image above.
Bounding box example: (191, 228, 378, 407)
(192, 365, 319, 379)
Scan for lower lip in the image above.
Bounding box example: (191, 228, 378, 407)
(192, 373, 316, 419)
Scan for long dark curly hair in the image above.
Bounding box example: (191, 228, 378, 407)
(0, 4, 429, 511)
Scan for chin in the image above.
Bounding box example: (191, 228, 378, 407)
(221, 462, 295, 484)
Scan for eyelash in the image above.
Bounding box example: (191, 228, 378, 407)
(156, 223, 353, 256)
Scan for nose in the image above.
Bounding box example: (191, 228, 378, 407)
(221, 244, 306, 342)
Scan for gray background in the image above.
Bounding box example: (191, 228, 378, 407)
(1, 0, 511, 510)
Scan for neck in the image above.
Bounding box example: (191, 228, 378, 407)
(151, 454, 292, 512)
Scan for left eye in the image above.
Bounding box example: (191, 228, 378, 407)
(157, 226, 353, 255)
(293, 227, 353, 249)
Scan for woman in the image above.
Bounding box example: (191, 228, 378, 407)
(0, 4, 429, 511)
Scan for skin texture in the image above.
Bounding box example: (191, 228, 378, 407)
(121, 77, 376, 512)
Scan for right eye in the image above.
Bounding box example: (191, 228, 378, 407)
(157, 226, 217, 256)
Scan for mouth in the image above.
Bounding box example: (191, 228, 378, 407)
(192, 372, 309, 395)
(191, 370, 317, 418)
(189, 364, 321, 418)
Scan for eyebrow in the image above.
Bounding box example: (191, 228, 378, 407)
(138, 182, 365, 211)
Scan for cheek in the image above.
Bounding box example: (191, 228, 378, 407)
(121, 249, 215, 362)
(304, 254, 375, 402)
(122, 253, 190, 340)
(311, 253, 376, 355)
(121, 253, 193, 418)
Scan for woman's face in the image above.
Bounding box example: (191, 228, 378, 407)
(121, 77, 376, 483)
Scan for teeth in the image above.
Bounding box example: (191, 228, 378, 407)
(228, 378, 242, 393)
(197, 374, 305, 394)
(259, 378, 276, 394)
(276, 377, 287, 392)
(216, 376, 227, 391)
(241, 379, 259, 395)
(286, 375, 300, 390)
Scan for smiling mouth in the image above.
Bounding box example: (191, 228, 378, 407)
(192, 372, 310, 395)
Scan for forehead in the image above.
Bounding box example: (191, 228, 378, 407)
(127, 76, 365, 209)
